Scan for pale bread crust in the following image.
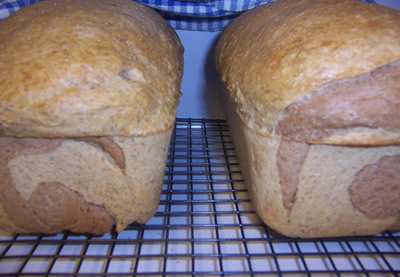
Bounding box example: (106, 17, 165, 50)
(0, 130, 172, 234)
(223, 93, 400, 238)
(215, 0, 400, 145)
(0, 0, 183, 137)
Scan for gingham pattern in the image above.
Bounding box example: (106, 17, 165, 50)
(0, 0, 39, 19)
(0, 0, 377, 31)
(137, 0, 273, 31)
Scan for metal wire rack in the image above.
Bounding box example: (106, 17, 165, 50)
(0, 118, 399, 276)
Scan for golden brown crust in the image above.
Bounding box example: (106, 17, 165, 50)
(349, 155, 400, 220)
(215, 0, 400, 145)
(0, 0, 183, 137)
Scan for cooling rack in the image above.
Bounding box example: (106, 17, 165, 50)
(0, 118, 399, 276)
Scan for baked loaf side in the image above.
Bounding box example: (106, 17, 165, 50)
(0, 0, 184, 137)
(216, 0, 400, 237)
(0, 0, 184, 235)
(215, 0, 400, 145)
(0, 129, 172, 234)
(223, 92, 400, 238)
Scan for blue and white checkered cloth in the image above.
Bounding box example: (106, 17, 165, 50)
(0, 0, 377, 32)
(137, 0, 274, 31)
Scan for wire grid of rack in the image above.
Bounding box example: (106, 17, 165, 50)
(0, 118, 399, 276)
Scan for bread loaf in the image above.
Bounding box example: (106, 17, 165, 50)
(215, 0, 400, 237)
(0, 0, 183, 234)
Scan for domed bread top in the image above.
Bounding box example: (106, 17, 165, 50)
(215, 0, 400, 145)
(0, 0, 183, 137)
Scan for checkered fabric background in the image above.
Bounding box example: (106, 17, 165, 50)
(0, 0, 377, 32)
